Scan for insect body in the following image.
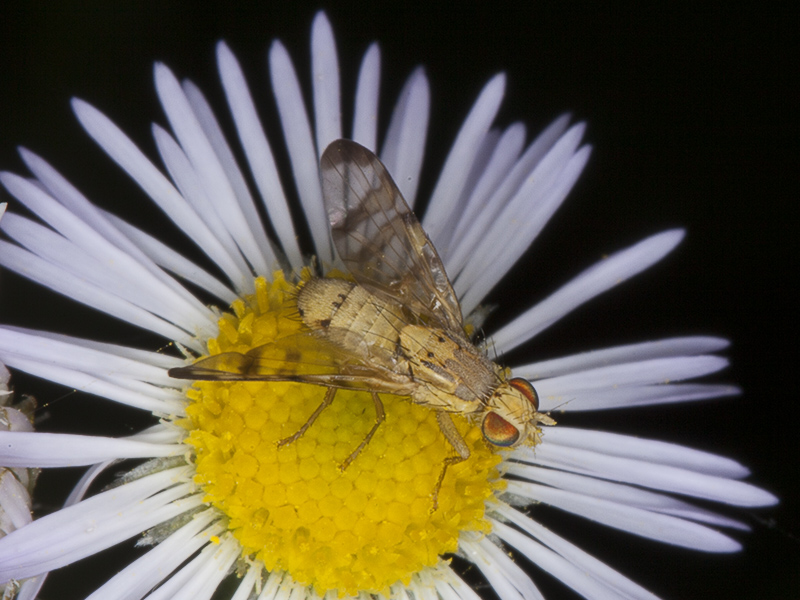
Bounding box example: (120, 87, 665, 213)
(169, 139, 554, 508)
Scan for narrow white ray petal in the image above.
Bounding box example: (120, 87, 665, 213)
(541, 426, 752, 478)
(454, 123, 586, 282)
(19, 148, 212, 310)
(154, 64, 268, 283)
(16, 577, 45, 600)
(65, 461, 118, 507)
(538, 382, 739, 411)
(434, 129, 502, 256)
(506, 480, 741, 552)
(522, 442, 778, 506)
(380, 67, 430, 206)
(137, 534, 240, 600)
(0, 467, 197, 580)
(0, 432, 179, 468)
(0, 241, 199, 350)
(183, 79, 278, 272)
(229, 562, 262, 600)
(446, 117, 577, 280)
(490, 520, 635, 600)
(0, 355, 185, 415)
(0, 207, 215, 337)
(423, 73, 506, 240)
(504, 462, 749, 530)
(431, 568, 484, 600)
(445, 122, 526, 257)
(459, 146, 592, 313)
(103, 210, 237, 304)
(216, 41, 303, 267)
(460, 537, 543, 600)
(534, 355, 729, 395)
(72, 99, 249, 285)
(514, 336, 731, 379)
(352, 43, 381, 150)
(151, 123, 253, 286)
(311, 12, 342, 155)
(85, 510, 222, 600)
(491, 229, 686, 354)
(491, 512, 662, 600)
(269, 40, 333, 264)
(0, 327, 181, 388)
(1, 325, 184, 370)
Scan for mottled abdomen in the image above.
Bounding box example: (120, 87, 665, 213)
(296, 278, 407, 361)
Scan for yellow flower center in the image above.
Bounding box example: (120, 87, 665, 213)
(180, 273, 503, 596)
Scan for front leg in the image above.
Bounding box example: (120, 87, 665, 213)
(431, 411, 471, 511)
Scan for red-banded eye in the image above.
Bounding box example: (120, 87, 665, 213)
(508, 377, 539, 410)
(482, 412, 520, 447)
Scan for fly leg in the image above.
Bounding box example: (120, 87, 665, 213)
(431, 411, 471, 512)
(340, 392, 385, 471)
(277, 386, 337, 448)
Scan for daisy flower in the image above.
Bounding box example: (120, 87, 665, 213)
(0, 11, 777, 600)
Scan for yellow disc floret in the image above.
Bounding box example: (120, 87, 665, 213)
(181, 273, 503, 596)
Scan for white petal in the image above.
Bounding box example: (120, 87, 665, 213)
(228, 562, 262, 600)
(539, 426, 751, 477)
(380, 67, 430, 206)
(443, 122, 526, 261)
(65, 461, 118, 507)
(534, 355, 729, 394)
(103, 210, 237, 304)
(216, 41, 303, 267)
(459, 144, 591, 313)
(352, 43, 381, 151)
(492, 507, 662, 600)
(182, 79, 278, 272)
(72, 99, 249, 286)
(513, 336, 731, 379)
(85, 510, 221, 600)
(151, 122, 252, 286)
(491, 230, 686, 354)
(0, 327, 181, 388)
(538, 382, 739, 411)
(423, 73, 506, 241)
(0, 206, 214, 337)
(19, 148, 211, 311)
(460, 537, 543, 600)
(491, 520, 642, 600)
(0, 467, 198, 581)
(0, 355, 184, 415)
(506, 480, 741, 552)
(311, 12, 342, 155)
(269, 40, 333, 264)
(445, 115, 574, 278)
(0, 240, 199, 350)
(519, 440, 777, 506)
(154, 63, 270, 282)
(0, 432, 180, 468)
(504, 462, 749, 530)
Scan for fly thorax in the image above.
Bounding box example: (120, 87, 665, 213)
(399, 324, 493, 412)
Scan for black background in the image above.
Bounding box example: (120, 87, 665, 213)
(0, 2, 797, 599)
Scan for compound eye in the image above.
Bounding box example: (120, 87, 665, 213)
(508, 377, 539, 410)
(482, 412, 520, 447)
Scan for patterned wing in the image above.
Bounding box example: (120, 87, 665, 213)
(320, 139, 464, 332)
(168, 332, 413, 394)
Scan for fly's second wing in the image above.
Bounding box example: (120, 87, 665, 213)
(320, 139, 463, 333)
